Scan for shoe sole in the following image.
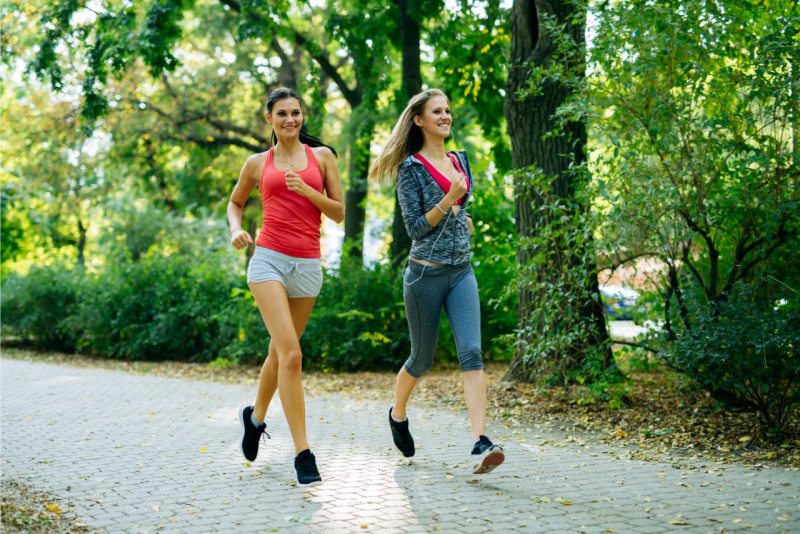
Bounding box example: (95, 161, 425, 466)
(238, 406, 255, 462)
(393, 444, 415, 458)
(473, 448, 505, 474)
(297, 478, 323, 487)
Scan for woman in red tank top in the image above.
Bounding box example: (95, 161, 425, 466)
(226, 87, 344, 486)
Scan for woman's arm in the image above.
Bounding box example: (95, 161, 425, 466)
(396, 166, 434, 241)
(227, 154, 261, 250)
(285, 147, 345, 224)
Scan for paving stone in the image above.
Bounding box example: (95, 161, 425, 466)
(3, 359, 799, 533)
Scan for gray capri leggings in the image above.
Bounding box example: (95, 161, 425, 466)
(402, 260, 483, 378)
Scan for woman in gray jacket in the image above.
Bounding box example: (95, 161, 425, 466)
(369, 89, 505, 474)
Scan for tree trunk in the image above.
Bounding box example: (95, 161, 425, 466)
(76, 218, 87, 267)
(389, 0, 421, 266)
(503, 0, 612, 383)
(791, 58, 799, 167)
(343, 122, 374, 262)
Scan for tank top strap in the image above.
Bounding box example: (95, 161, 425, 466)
(304, 144, 321, 175)
(447, 152, 465, 175)
(259, 148, 275, 190)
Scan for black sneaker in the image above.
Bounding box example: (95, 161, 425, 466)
(389, 407, 415, 457)
(294, 449, 322, 486)
(239, 405, 269, 462)
(471, 435, 505, 474)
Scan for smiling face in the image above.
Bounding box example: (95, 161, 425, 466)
(413, 95, 452, 141)
(267, 97, 303, 140)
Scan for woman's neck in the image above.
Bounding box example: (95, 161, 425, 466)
(418, 140, 447, 161)
(274, 138, 304, 156)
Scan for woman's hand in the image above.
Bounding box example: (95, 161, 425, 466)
(230, 229, 254, 250)
(445, 173, 468, 203)
(285, 166, 313, 198)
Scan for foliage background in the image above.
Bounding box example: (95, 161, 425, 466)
(1, 0, 798, 431)
(1, 0, 517, 370)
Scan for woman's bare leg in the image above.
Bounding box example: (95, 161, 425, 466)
(252, 297, 316, 422)
(462, 369, 487, 441)
(392, 367, 419, 420)
(250, 281, 316, 454)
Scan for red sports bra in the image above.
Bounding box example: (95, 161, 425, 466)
(414, 153, 468, 205)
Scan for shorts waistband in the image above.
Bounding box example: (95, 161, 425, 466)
(254, 246, 321, 265)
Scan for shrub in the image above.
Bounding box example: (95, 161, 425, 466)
(66, 253, 240, 361)
(1, 249, 515, 371)
(662, 290, 800, 433)
(1, 267, 83, 351)
(302, 263, 410, 371)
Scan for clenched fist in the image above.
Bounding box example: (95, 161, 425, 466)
(285, 164, 313, 197)
(230, 229, 254, 250)
(446, 173, 468, 202)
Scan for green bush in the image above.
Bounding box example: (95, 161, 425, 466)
(211, 285, 271, 365)
(1, 266, 83, 351)
(65, 253, 240, 360)
(662, 290, 800, 433)
(1, 248, 516, 370)
(302, 262, 410, 371)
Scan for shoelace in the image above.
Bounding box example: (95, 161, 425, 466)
(259, 425, 271, 443)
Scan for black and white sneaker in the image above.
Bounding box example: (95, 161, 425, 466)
(389, 407, 415, 457)
(294, 449, 322, 486)
(239, 405, 269, 462)
(471, 435, 504, 474)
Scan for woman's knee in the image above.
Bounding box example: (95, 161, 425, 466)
(404, 355, 433, 378)
(278, 346, 303, 373)
(459, 345, 483, 373)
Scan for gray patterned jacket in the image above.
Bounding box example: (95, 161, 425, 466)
(396, 151, 474, 266)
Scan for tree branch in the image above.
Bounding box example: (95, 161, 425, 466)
(218, 0, 362, 107)
(206, 117, 271, 146)
(597, 251, 661, 273)
(680, 209, 719, 296)
(609, 339, 661, 354)
(290, 29, 361, 107)
(681, 241, 708, 298)
(170, 132, 263, 153)
(720, 219, 793, 297)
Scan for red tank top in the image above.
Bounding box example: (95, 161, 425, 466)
(255, 145, 324, 258)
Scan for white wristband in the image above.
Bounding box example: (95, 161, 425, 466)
(434, 203, 447, 215)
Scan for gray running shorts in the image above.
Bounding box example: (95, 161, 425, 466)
(247, 246, 323, 298)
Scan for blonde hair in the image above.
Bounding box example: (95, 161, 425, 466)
(368, 89, 449, 183)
